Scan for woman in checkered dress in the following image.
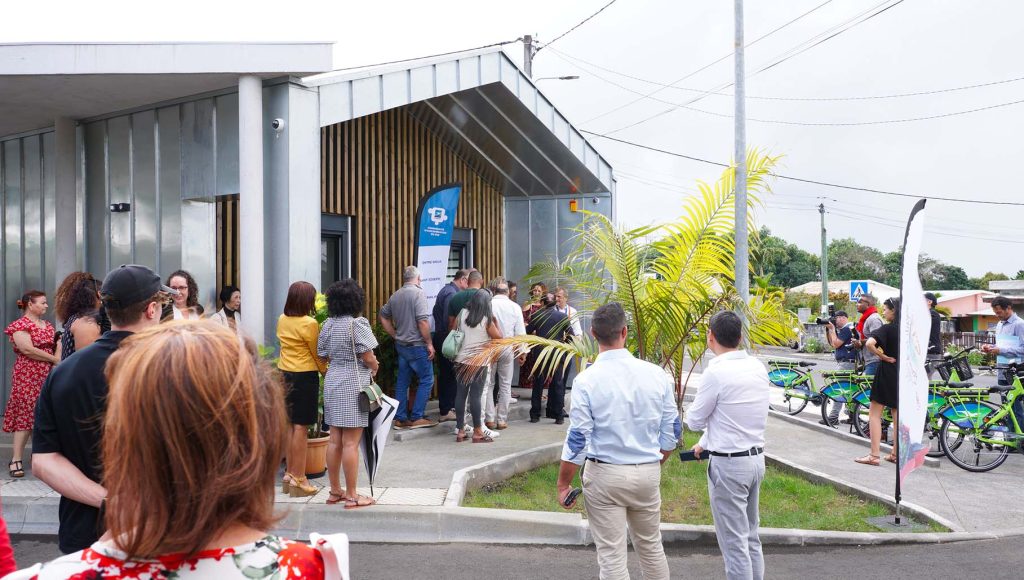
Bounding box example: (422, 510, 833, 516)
(318, 279, 379, 509)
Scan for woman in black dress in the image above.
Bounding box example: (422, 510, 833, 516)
(855, 297, 899, 466)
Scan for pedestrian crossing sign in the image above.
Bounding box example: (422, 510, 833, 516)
(850, 281, 868, 301)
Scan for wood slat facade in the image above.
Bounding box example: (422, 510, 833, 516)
(216, 195, 240, 295)
(321, 108, 505, 319)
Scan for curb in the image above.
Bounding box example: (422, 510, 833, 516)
(445, 443, 562, 507)
(769, 411, 942, 469)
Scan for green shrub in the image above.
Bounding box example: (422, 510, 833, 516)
(803, 338, 825, 354)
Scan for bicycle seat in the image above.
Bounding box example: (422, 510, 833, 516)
(989, 385, 1014, 393)
(946, 381, 974, 389)
(798, 361, 817, 367)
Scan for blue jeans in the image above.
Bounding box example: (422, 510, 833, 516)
(394, 343, 434, 421)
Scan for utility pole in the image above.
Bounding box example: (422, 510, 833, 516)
(820, 203, 829, 316)
(523, 35, 534, 78)
(733, 0, 749, 305)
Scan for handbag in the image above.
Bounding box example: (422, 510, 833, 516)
(351, 320, 384, 413)
(310, 532, 350, 580)
(442, 308, 466, 360)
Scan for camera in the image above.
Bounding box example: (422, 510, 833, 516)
(815, 304, 836, 326)
(272, 118, 285, 132)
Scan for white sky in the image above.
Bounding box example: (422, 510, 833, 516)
(6, 0, 1023, 277)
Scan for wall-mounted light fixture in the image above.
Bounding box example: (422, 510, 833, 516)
(109, 202, 131, 213)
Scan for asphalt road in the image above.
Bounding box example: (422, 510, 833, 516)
(9, 536, 1023, 579)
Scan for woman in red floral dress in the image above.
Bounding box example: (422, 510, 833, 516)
(4, 291, 58, 478)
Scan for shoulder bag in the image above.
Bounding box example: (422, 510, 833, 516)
(442, 308, 466, 360)
(352, 320, 384, 413)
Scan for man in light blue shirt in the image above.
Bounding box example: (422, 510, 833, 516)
(982, 296, 1024, 424)
(556, 302, 679, 580)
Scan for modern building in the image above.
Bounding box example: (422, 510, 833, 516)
(0, 42, 616, 404)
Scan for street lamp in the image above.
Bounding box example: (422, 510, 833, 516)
(534, 75, 580, 82)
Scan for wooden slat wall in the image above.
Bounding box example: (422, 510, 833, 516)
(216, 195, 240, 297)
(321, 108, 505, 320)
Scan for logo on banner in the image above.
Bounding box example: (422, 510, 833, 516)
(850, 281, 868, 300)
(428, 207, 448, 226)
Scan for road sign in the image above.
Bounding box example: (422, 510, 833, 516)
(850, 280, 869, 301)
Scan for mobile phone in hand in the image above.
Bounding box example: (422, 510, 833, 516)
(678, 449, 710, 462)
(563, 488, 582, 507)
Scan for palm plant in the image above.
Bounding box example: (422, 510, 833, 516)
(463, 150, 796, 415)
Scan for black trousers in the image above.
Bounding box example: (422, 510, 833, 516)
(433, 333, 457, 415)
(531, 365, 569, 419)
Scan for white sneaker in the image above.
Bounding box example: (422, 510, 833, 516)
(482, 427, 500, 438)
(509, 399, 518, 405)
(438, 411, 456, 423)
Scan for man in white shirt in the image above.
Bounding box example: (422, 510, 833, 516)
(686, 310, 769, 580)
(486, 278, 527, 429)
(557, 302, 678, 580)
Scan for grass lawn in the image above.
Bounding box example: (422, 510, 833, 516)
(464, 434, 945, 533)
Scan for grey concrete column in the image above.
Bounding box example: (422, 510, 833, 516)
(238, 75, 265, 344)
(53, 117, 77, 294)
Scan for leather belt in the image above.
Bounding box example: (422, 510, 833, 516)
(710, 447, 764, 458)
(587, 457, 609, 464)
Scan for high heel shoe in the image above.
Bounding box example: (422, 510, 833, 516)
(288, 475, 318, 498)
(282, 472, 297, 494)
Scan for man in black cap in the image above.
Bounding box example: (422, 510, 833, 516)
(924, 292, 944, 378)
(32, 265, 173, 553)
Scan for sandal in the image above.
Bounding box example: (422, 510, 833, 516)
(326, 491, 346, 505)
(854, 454, 880, 466)
(884, 453, 898, 464)
(288, 475, 318, 498)
(344, 494, 376, 510)
(8, 460, 23, 478)
(456, 432, 468, 443)
(281, 472, 297, 494)
(472, 435, 495, 443)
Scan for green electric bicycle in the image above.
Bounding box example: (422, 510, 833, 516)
(767, 359, 823, 415)
(937, 363, 1024, 472)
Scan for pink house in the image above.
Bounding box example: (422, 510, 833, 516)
(936, 290, 997, 332)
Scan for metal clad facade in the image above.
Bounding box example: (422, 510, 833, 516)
(0, 131, 56, 409)
(82, 93, 240, 286)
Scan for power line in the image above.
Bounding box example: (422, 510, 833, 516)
(551, 48, 1024, 127)
(554, 48, 1024, 102)
(581, 0, 836, 124)
(536, 0, 619, 53)
(676, 97, 1024, 126)
(586, 132, 1024, 207)
(826, 209, 1024, 244)
(596, 0, 906, 135)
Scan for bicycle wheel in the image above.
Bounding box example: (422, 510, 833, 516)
(851, 402, 893, 444)
(767, 381, 809, 415)
(820, 396, 845, 427)
(938, 405, 1011, 473)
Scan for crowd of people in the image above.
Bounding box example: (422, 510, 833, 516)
(0, 260, 588, 575)
(385, 266, 581, 443)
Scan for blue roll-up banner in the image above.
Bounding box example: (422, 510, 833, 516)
(414, 183, 462, 330)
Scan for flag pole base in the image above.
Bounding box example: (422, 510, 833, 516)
(866, 515, 928, 532)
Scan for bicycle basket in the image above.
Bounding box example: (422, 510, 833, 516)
(937, 356, 974, 381)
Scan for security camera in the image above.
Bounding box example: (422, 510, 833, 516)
(272, 118, 286, 132)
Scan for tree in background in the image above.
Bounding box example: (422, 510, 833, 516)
(752, 227, 820, 289)
(1015, 270, 1024, 280)
(969, 271, 1011, 290)
(827, 238, 887, 282)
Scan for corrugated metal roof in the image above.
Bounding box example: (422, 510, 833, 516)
(303, 47, 613, 197)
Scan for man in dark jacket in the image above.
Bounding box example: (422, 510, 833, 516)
(527, 292, 575, 424)
(925, 292, 944, 378)
(432, 269, 469, 421)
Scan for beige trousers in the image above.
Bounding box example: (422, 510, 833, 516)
(583, 461, 669, 580)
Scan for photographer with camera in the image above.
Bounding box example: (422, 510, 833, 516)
(820, 310, 857, 426)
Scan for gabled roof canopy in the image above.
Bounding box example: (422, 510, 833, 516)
(305, 48, 613, 197)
